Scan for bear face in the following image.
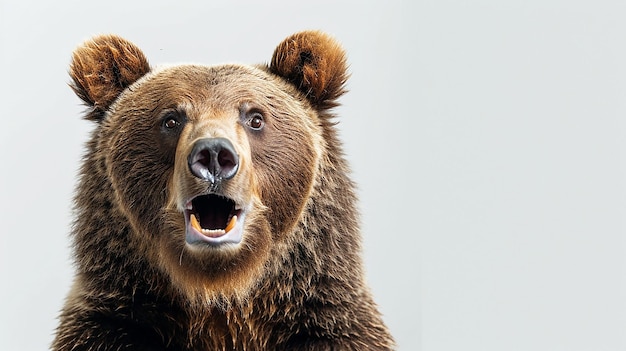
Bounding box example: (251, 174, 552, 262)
(58, 32, 394, 350)
(69, 32, 346, 303)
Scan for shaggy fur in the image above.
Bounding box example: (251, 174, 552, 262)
(53, 31, 394, 350)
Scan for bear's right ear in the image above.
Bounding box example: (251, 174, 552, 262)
(70, 35, 150, 122)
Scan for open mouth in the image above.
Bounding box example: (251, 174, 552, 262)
(184, 194, 245, 246)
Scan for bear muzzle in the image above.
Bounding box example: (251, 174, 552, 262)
(180, 137, 251, 247)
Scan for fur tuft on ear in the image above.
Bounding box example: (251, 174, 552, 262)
(270, 31, 349, 111)
(69, 35, 150, 121)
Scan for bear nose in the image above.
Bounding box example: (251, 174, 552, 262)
(188, 138, 239, 183)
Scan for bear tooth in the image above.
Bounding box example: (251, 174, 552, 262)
(202, 228, 225, 236)
(190, 213, 202, 231)
(225, 215, 237, 233)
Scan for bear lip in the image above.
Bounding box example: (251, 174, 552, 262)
(183, 194, 245, 246)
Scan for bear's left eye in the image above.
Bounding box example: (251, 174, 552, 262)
(247, 113, 265, 130)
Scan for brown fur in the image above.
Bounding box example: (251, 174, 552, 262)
(53, 31, 394, 350)
(270, 31, 349, 111)
(70, 35, 150, 121)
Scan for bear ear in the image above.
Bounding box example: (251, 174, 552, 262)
(69, 35, 151, 122)
(270, 31, 349, 111)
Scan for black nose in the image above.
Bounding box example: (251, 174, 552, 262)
(188, 138, 239, 183)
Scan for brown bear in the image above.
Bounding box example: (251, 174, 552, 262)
(52, 31, 394, 350)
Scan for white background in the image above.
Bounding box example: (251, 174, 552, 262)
(1, 1, 625, 350)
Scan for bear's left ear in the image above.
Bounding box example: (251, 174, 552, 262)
(270, 31, 349, 111)
(70, 35, 151, 122)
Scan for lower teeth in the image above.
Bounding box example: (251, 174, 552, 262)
(225, 215, 237, 232)
(189, 213, 237, 234)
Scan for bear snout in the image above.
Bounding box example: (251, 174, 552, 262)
(187, 137, 239, 183)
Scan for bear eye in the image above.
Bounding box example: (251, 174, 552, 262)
(163, 117, 180, 129)
(248, 113, 264, 130)
(159, 110, 186, 136)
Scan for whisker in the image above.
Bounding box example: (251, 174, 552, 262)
(179, 246, 185, 266)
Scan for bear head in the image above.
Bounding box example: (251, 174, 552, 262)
(69, 31, 349, 304)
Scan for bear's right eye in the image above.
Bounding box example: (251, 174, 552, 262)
(160, 111, 184, 132)
(163, 118, 179, 129)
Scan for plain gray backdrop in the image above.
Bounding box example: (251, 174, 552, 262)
(1, 1, 625, 350)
